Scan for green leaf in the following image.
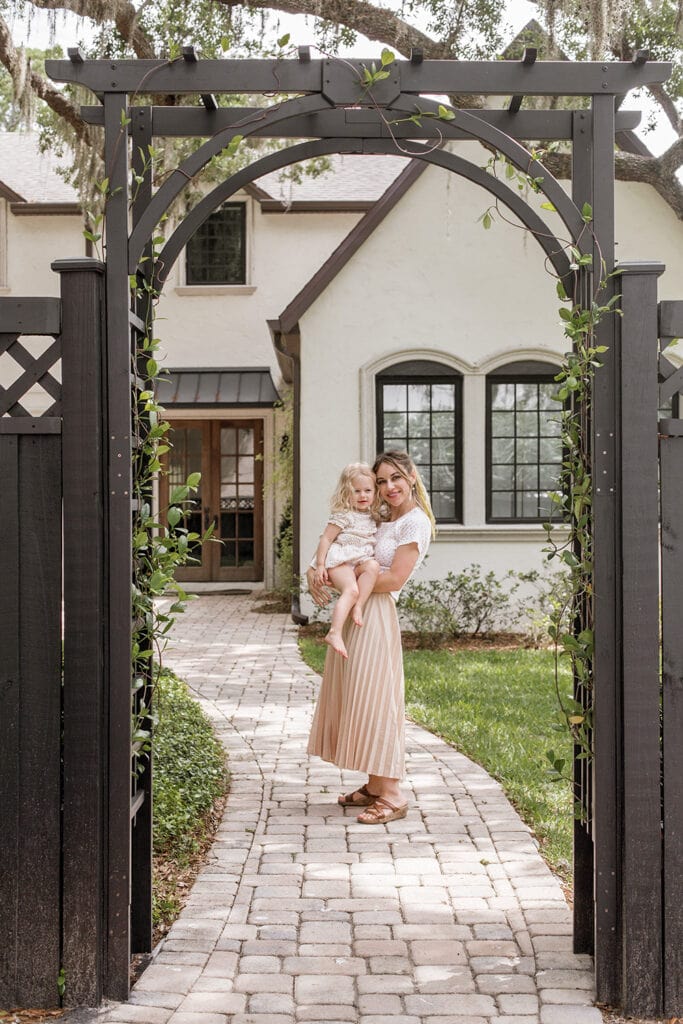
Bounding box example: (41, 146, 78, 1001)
(171, 485, 190, 503)
(167, 506, 182, 528)
(437, 104, 455, 121)
(381, 47, 395, 67)
(540, 201, 556, 212)
(277, 32, 290, 47)
(186, 471, 201, 488)
(581, 201, 593, 222)
(556, 280, 568, 300)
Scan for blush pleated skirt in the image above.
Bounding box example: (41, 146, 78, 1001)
(307, 592, 405, 779)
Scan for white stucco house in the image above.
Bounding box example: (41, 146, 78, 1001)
(1, 126, 682, 608)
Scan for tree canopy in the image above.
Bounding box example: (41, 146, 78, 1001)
(0, 0, 681, 215)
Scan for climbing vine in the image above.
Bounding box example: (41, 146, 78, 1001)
(479, 148, 621, 814)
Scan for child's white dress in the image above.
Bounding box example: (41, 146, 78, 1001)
(324, 510, 376, 569)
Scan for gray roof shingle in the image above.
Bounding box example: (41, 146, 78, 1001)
(0, 131, 78, 203)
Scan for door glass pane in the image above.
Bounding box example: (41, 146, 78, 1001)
(219, 425, 257, 568)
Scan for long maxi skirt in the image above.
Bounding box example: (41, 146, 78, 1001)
(307, 592, 405, 779)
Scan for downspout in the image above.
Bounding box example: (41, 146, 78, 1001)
(267, 319, 308, 625)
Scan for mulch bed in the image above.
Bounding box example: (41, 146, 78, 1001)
(299, 620, 537, 652)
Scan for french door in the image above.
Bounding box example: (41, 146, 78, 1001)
(160, 419, 264, 582)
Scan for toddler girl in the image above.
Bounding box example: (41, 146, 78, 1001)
(312, 462, 381, 659)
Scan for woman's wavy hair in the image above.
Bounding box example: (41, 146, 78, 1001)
(372, 450, 436, 537)
(329, 462, 377, 516)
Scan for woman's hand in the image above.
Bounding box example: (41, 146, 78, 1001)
(313, 564, 330, 588)
(306, 565, 333, 607)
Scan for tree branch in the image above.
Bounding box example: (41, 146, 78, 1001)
(0, 12, 92, 144)
(541, 148, 683, 221)
(216, 0, 449, 58)
(28, 0, 156, 59)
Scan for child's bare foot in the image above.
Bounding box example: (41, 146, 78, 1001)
(352, 603, 364, 627)
(325, 628, 348, 659)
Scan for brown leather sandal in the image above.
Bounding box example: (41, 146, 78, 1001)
(356, 796, 408, 825)
(337, 784, 377, 807)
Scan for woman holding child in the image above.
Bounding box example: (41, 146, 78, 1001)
(306, 450, 434, 826)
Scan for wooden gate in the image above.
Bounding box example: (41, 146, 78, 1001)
(571, 263, 683, 1017)
(0, 259, 150, 1009)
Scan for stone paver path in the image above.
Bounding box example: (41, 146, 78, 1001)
(103, 594, 602, 1024)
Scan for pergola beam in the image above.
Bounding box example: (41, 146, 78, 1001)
(79, 104, 641, 141)
(46, 56, 671, 97)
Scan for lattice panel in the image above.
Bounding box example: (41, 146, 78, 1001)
(0, 333, 62, 418)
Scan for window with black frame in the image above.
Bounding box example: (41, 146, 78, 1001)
(376, 360, 462, 523)
(186, 202, 246, 285)
(487, 361, 563, 523)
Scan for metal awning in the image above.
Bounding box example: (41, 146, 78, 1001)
(157, 367, 280, 407)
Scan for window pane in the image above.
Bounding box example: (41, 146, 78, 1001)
(491, 383, 514, 410)
(433, 491, 456, 519)
(491, 412, 514, 437)
(515, 382, 538, 409)
(221, 428, 237, 455)
(410, 438, 430, 464)
(491, 492, 515, 518)
(492, 437, 513, 463)
(384, 412, 406, 436)
(432, 412, 455, 438)
(516, 412, 538, 436)
(418, 466, 431, 490)
(408, 384, 430, 411)
(433, 438, 454, 463)
(543, 412, 561, 436)
(238, 456, 253, 482)
(431, 384, 456, 411)
(517, 464, 538, 488)
(539, 383, 558, 409)
(221, 456, 237, 483)
(521, 491, 541, 518)
(432, 464, 455, 489)
(385, 436, 407, 451)
(239, 428, 254, 454)
(408, 412, 431, 438)
(540, 436, 562, 462)
(517, 437, 538, 463)
(383, 384, 406, 412)
(539, 463, 561, 489)
(492, 465, 514, 489)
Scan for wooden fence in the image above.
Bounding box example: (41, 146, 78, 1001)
(0, 259, 150, 1009)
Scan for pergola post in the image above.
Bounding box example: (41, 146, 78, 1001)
(103, 90, 134, 1002)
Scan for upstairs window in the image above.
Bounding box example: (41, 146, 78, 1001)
(186, 202, 246, 285)
(376, 360, 462, 523)
(487, 361, 563, 523)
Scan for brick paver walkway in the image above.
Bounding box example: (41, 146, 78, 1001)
(102, 594, 602, 1024)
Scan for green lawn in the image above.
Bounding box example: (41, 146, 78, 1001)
(298, 638, 573, 877)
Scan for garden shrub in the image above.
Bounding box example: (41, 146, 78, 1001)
(398, 563, 522, 639)
(398, 562, 569, 642)
(153, 670, 227, 863)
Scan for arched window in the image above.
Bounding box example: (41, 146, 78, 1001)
(376, 360, 462, 523)
(487, 360, 563, 522)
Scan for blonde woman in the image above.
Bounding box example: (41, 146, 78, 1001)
(307, 450, 435, 825)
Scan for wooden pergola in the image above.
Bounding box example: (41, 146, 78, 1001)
(0, 49, 680, 1018)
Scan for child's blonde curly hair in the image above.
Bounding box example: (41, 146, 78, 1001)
(329, 462, 378, 517)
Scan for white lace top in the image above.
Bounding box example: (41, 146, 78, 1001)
(374, 506, 432, 600)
